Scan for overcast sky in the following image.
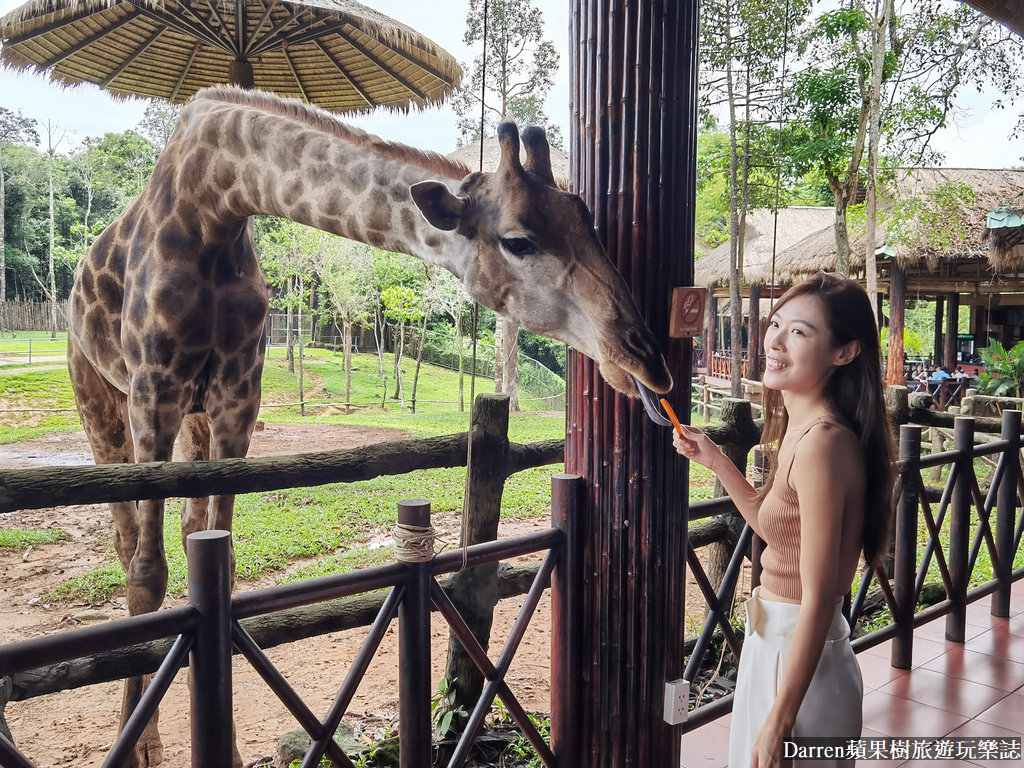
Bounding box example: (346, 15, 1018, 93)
(0, 0, 1021, 166)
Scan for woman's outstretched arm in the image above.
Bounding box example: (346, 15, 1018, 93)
(672, 425, 765, 537)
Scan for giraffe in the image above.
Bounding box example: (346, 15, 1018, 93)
(66, 85, 671, 767)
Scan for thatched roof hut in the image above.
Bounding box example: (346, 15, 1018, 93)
(696, 168, 1024, 289)
(694, 207, 834, 287)
(447, 135, 570, 191)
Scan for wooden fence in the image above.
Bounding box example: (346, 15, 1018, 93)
(678, 390, 1024, 731)
(0, 301, 68, 333)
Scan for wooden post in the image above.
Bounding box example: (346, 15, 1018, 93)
(944, 292, 959, 370)
(705, 293, 718, 374)
(567, 2, 694, 765)
(994, 410, 1020, 617)
(933, 296, 944, 367)
(948, 417, 974, 642)
(748, 283, 762, 380)
(550, 474, 584, 768)
(396, 499, 432, 768)
(886, 263, 906, 386)
(444, 394, 509, 722)
(893, 425, 921, 669)
(188, 530, 234, 768)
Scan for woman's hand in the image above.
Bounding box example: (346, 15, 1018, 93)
(671, 425, 725, 470)
(750, 717, 791, 768)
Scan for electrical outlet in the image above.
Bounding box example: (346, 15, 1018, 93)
(663, 678, 690, 725)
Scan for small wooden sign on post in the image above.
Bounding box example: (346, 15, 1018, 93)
(669, 286, 706, 338)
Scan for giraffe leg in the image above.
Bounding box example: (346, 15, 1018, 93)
(177, 412, 211, 551)
(200, 400, 260, 768)
(68, 343, 165, 768)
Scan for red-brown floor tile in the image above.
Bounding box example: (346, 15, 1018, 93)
(859, 651, 910, 691)
(946, 720, 1024, 766)
(861, 635, 950, 666)
(965, 627, 1024, 660)
(879, 667, 1009, 719)
(921, 645, 1024, 692)
(679, 720, 729, 768)
(857, 728, 904, 768)
(914, 615, 989, 642)
(862, 689, 970, 738)
(974, 693, 1024, 732)
(966, 600, 1012, 628)
(1009, 613, 1024, 638)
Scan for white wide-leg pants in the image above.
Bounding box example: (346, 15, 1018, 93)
(728, 587, 863, 767)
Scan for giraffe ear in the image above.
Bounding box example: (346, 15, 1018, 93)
(410, 181, 464, 231)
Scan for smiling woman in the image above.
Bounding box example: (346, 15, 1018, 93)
(674, 272, 896, 768)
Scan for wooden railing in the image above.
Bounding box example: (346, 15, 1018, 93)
(0, 481, 584, 768)
(678, 401, 1024, 731)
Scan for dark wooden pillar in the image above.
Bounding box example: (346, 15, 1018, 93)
(705, 293, 717, 370)
(944, 292, 959, 369)
(886, 263, 906, 386)
(933, 297, 944, 366)
(748, 284, 762, 380)
(566, 2, 694, 766)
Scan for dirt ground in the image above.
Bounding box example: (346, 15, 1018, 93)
(0, 423, 563, 767)
(0, 423, 721, 767)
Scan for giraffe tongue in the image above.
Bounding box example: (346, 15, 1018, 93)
(632, 376, 673, 427)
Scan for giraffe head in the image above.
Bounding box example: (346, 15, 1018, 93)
(410, 123, 672, 398)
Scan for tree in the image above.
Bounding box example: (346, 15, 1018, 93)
(0, 108, 39, 331)
(137, 101, 182, 151)
(43, 120, 70, 339)
(453, 0, 562, 148)
(381, 284, 424, 408)
(431, 270, 473, 411)
(788, 0, 1024, 280)
(700, 0, 811, 395)
(315, 238, 376, 413)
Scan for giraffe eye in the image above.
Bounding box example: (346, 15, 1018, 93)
(500, 237, 539, 258)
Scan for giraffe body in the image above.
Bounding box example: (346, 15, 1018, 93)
(67, 85, 670, 767)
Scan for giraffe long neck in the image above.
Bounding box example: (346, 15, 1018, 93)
(165, 98, 470, 277)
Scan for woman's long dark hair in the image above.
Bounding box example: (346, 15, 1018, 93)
(759, 272, 895, 569)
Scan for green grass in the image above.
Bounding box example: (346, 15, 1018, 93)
(0, 368, 80, 443)
(0, 351, 744, 603)
(0, 528, 68, 550)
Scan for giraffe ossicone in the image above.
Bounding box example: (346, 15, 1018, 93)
(66, 85, 670, 767)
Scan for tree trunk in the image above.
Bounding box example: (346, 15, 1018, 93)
(410, 311, 429, 414)
(286, 276, 295, 374)
(886, 263, 906, 386)
(457, 310, 466, 412)
(493, 318, 504, 393)
(863, 0, 892, 322)
(725, 12, 743, 398)
(832, 184, 853, 274)
(1, 163, 6, 333)
(47, 159, 57, 340)
(502, 318, 520, 411)
(748, 284, 761, 380)
(342, 319, 353, 415)
(944, 292, 959, 369)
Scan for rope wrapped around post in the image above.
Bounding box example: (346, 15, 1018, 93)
(396, 499, 432, 768)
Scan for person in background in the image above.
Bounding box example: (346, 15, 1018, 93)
(930, 365, 952, 382)
(672, 272, 895, 768)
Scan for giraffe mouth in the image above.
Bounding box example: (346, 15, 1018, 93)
(633, 376, 674, 427)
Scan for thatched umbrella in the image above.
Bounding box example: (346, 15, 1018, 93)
(0, 0, 460, 112)
(447, 135, 570, 190)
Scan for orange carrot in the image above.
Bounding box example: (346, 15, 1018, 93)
(659, 398, 684, 436)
